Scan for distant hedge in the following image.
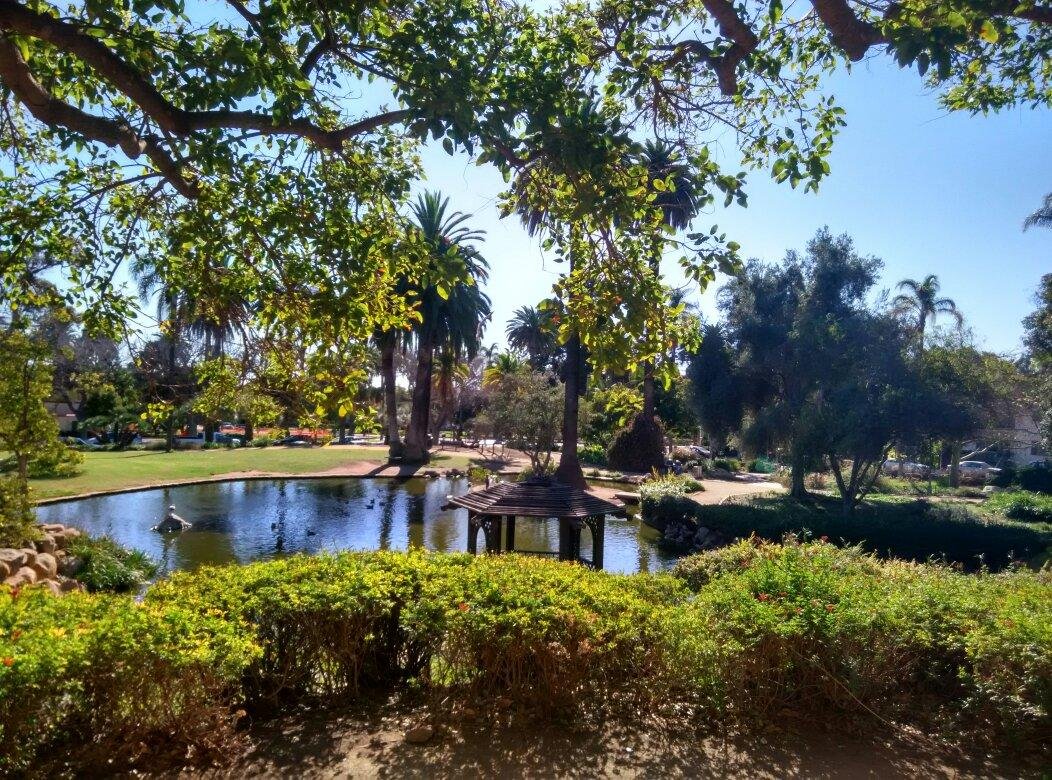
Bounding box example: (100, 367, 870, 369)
(2, 546, 1050, 773)
(642, 493, 1052, 570)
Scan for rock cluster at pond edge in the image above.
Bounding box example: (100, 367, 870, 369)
(1, 523, 86, 594)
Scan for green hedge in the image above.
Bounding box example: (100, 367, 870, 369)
(985, 491, 1052, 524)
(2, 546, 1050, 773)
(642, 494, 1052, 570)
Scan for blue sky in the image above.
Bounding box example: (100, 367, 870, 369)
(413, 58, 1051, 357)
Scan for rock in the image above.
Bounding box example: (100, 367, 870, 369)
(58, 555, 84, 577)
(0, 549, 27, 572)
(0, 560, 9, 580)
(42, 579, 62, 596)
(64, 527, 81, 539)
(35, 535, 57, 555)
(51, 531, 68, 550)
(15, 566, 38, 585)
(58, 577, 84, 593)
(154, 505, 192, 533)
(40, 523, 65, 534)
(30, 553, 57, 579)
(19, 549, 37, 568)
(404, 725, 434, 744)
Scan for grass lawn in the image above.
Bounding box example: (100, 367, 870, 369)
(29, 446, 478, 501)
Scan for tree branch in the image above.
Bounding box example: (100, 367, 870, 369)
(810, 0, 886, 60)
(0, 33, 198, 198)
(0, 0, 412, 151)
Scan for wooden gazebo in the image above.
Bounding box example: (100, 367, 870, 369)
(445, 476, 624, 569)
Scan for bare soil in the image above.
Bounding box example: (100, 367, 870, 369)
(177, 697, 1043, 779)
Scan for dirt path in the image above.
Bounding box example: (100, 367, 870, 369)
(184, 700, 1039, 779)
(689, 474, 784, 505)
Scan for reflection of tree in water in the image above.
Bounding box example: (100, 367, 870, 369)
(378, 480, 400, 550)
(406, 486, 426, 550)
(272, 481, 288, 555)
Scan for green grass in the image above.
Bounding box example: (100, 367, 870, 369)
(28, 446, 477, 501)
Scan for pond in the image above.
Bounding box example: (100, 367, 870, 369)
(36, 477, 680, 576)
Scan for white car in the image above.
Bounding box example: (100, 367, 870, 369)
(957, 461, 1001, 484)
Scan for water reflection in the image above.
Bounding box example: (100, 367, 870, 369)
(36, 477, 680, 576)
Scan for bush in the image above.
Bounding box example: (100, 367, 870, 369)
(0, 476, 36, 548)
(641, 493, 1052, 570)
(640, 472, 703, 505)
(0, 586, 258, 774)
(249, 435, 276, 448)
(26, 446, 83, 479)
(3, 548, 1049, 774)
(747, 457, 778, 474)
(989, 463, 1052, 494)
(606, 415, 665, 473)
(65, 535, 157, 593)
(1016, 464, 1052, 495)
(985, 491, 1052, 524)
(712, 457, 742, 473)
(579, 443, 608, 467)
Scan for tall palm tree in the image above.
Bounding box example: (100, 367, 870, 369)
(403, 191, 491, 463)
(506, 305, 559, 370)
(638, 141, 700, 422)
(1023, 192, 1052, 231)
(892, 274, 963, 347)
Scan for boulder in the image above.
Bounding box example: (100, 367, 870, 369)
(30, 553, 58, 580)
(58, 555, 84, 577)
(0, 549, 26, 573)
(63, 527, 82, 539)
(15, 566, 38, 585)
(0, 560, 9, 580)
(42, 579, 62, 596)
(51, 531, 68, 550)
(35, 535, 57, 555)
(58, 577, 84, 593)
(40, 523, 66, 534)
(19, 549, 37, 568)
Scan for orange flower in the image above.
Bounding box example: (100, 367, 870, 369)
(457, 602, 470, 612)
(2, 657, 13, 667)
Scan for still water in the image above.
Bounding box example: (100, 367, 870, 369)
(36, 477, 679, 576)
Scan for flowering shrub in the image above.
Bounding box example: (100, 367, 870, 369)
(1, 546, 1049, 773)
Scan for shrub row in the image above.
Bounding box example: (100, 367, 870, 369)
(2, 545, 1050, 772)
(985, 490, 1052, 524)
(642, 493, 1052, 570)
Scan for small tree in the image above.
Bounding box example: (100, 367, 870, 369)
(479, 372, 563, 472)
(585, 384, 643, 448)
(685, 324, 743, 454)
(0, 331, 76, 544)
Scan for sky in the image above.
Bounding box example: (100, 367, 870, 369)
(410, 58, 1051, 358)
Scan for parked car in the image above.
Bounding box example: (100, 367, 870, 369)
(957, 460, 1001, 484)
(213, 432, 243, 446)
(884, 459, 930, 478)
(60, 436, 99, 448)
(275, 434, 314, 446)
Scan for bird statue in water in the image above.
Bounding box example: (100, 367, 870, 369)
(153, 505, 191, 533)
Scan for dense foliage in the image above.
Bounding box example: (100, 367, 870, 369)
(1, 545, 1048, 773)
(985, 491, 1052, 524)
(642, 493, 1051, 569)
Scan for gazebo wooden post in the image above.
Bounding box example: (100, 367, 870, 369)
(558, 518, 582, 563)
(467, 512, 479, 555)
(589, 515, 605, 570)
(486, 517, 503, 554)
(506, 515, 516, 553)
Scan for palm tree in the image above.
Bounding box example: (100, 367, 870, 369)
(1024, 192, 1052, 231)
(402, 191, 491, 463)
(638, 141, 700, 421)
(506, 305, 559, 370)
(892, 275, 963, 347)
(482, 351, 528, 388)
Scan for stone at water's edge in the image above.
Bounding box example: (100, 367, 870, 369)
(2, 522, 87, 593)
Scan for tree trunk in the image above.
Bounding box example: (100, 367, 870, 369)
(789, 449, 808, 500)
(642, 359, 656, 420)
(948, 440, 962, 488)
(244, 419, 254, 443)
(554, 332, 587, 488)
(165, 419, 175, 452)
(404, 331, 435, 463)
(204, 420, 215, 444)
(380, 334, 403, 459)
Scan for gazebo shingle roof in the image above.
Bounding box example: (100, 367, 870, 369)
(446, 477, 624, 518)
